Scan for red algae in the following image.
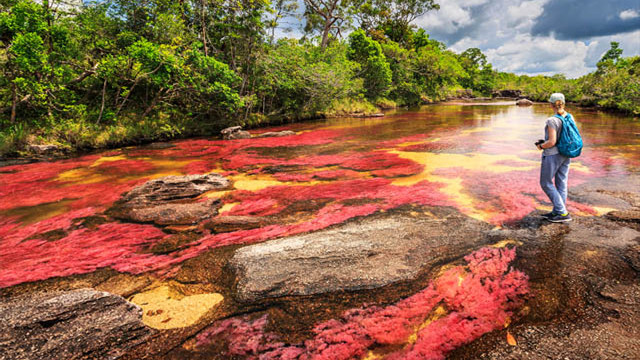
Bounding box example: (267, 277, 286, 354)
(1, 104, 637, 288)
(0, 220, 170, 288)
(196, 247, 529, 360)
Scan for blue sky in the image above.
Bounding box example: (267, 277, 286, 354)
(275, 0, 640, 78)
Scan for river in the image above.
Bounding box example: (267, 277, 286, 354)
(1, 101, 639, 359)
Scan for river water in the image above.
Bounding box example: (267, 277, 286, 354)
(1, 101, 639, 358)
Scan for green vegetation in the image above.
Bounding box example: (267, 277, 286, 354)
(0, 0, 638, 156)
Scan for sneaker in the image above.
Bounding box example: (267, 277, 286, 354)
(541, 212, 555, 218)
(546, 213, 572, 223)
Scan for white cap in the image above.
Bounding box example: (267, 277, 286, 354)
(549, 93, 565, 104)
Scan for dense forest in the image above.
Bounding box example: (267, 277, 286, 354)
(1, 0, 638, 156)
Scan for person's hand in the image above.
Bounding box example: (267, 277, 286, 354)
(537, 144, 542, 150)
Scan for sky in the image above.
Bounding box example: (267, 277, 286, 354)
(275, 0, 640, 78)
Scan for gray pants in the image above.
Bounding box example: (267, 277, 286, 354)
(540, 154, 571, 214)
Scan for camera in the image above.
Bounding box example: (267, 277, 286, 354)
(534, 139, 544, 146)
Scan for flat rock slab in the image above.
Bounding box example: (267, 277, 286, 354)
(0, 289, 152, 360)
(569, 175, 640, 210)
(110, 174, 229, 225)
(123, 198, 221, 225)
(120, 173, 230, 206)
(230, 209, 491, 302)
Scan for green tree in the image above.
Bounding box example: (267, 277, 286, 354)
(598, 41, 623, 65)
(348, 29, 392, 99)
(350, 0, 439, 44)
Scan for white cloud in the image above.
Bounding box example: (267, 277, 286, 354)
(619, 9, 640, 20)
(415, 4, 474, 34)
(506, 0, 548, 30)
(484, 34, 595, 78)
(415, 0, 639, 77)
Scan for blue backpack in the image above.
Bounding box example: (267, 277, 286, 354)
(554, 113, 583, 158)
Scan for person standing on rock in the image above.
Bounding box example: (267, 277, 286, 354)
(537, 93, 572, 222)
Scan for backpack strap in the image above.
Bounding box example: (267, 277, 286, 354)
(552, 114, 565, 142)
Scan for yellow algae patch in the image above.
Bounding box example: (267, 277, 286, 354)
(460, 127, 491, 134)
(397, 140, 429, 148)
(56, 168, 113, 184)
(229, 173, 324, 191)
(90, 154, 129, 167)
(438, 177, 488, 221)
(389, 150, 540, 222)
(218, 202, 240, 214)
(583, 250, 599, 258)
(130, 285, 223, 330)
(362, 351, 384, 360)
(407, 306, 448, 344)
(391, 151, 538, 184)
(569, 161, 591, 174)
(3, 199, 73, 226)
(146, 159, 198, 179)
(592, 206, 618, 216)
(232, 177, 286, 191)
(202, 190, 232, 199)
(490, 239, 522, 248)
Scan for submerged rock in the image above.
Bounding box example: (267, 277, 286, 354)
(0, 289, 152, 360)
(253, 130, 296, 138)
(110, 174, 229, 226)
(516, 99, 533, 106)
(203, 215, 268, 233)
(221, 126, 250, 140)
(230, 208, 491, 302)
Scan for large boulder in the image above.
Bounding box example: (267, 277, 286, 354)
(516, 99, 534, 106)
(0, 289, 152, 360)
(229, 208, 491, 302)
(27, 144, 61, 155)
(221, 126, 250, 140)
(110, 173, 230, 225)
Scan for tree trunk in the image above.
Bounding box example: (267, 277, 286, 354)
(321, 19, 331, 48)
(141, 89, 164, 119)
(97, 78, 107, 124)
(201, 0, 208, 56)
(10, 82, 17, 124)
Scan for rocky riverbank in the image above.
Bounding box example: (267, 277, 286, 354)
(1, 172, 638, 360)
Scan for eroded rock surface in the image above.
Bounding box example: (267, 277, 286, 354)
(110, 173, 229, 225)
(230, 208, 491, 302)
(221, 126, 250, 140)
(27, 144, 61, 155)
(0, 289, 152, 360)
